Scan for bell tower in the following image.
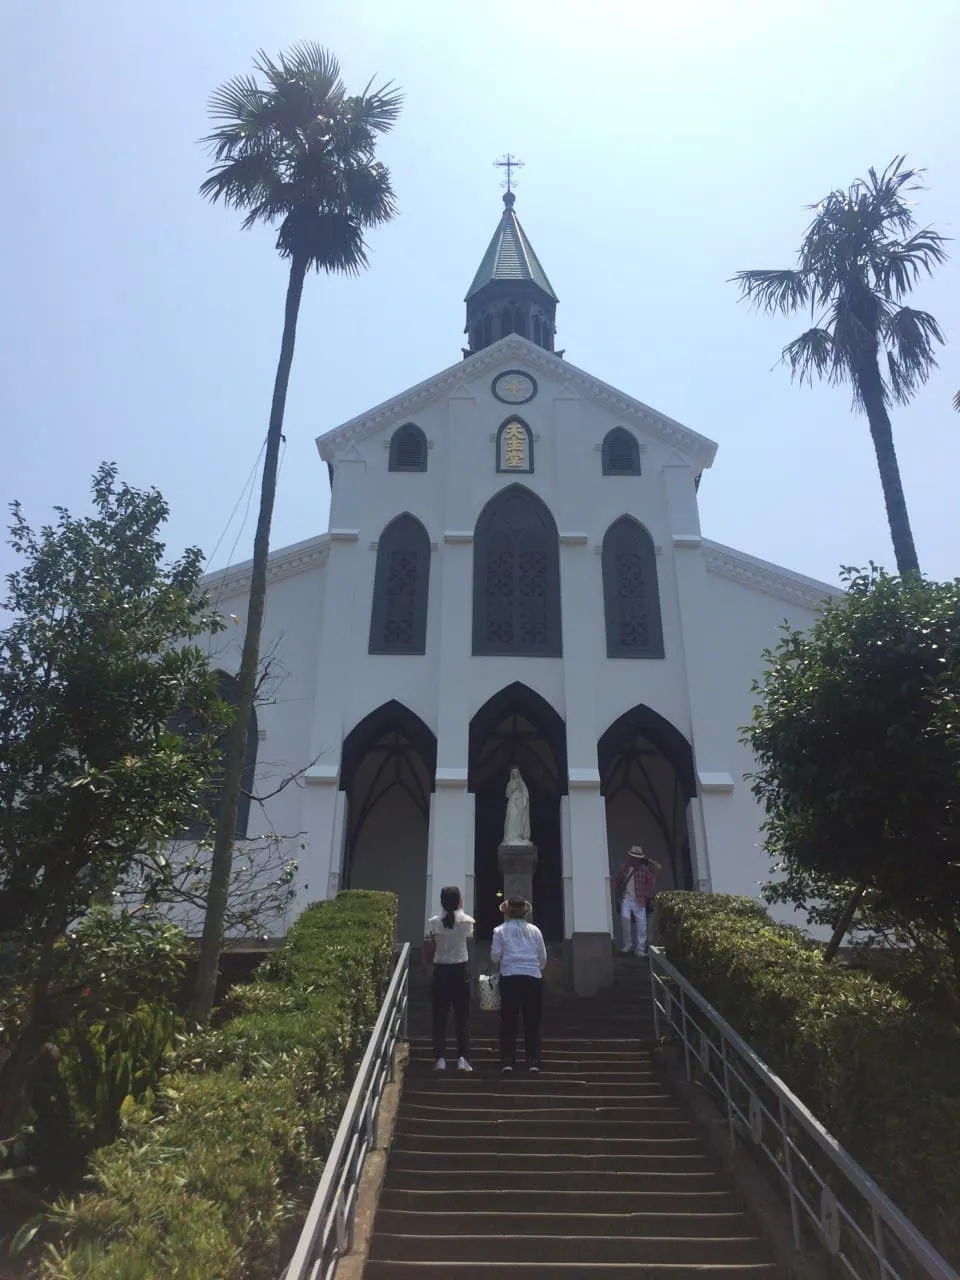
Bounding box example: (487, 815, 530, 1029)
(463, 158, 558, 358)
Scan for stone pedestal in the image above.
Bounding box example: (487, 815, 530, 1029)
(497, 841, 538, 909)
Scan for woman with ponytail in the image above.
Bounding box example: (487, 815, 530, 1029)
(422, 885, 474, 1072)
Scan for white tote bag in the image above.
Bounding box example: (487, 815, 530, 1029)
(478, 972, 501, 1012)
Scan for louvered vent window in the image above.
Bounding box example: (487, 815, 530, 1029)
(389, 424, 428, 473)
(602, 517, 663, 658)
(369, 515, 430, 654)
(601, 427, 641, 476)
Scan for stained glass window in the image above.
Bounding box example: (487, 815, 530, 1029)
(473, 486, 561, 656)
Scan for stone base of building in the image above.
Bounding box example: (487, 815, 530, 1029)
(568, 931, 615, 996)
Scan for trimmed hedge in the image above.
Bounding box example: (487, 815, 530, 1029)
(657, 892, 960, 1265)
(32, 890, 397, 1280)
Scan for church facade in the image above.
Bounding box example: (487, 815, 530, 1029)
(205, 193, 837, 992)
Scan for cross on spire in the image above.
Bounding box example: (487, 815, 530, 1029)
(494, 153, 525, 194)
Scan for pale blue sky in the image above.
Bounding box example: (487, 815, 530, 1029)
(2, 0, 958, 588)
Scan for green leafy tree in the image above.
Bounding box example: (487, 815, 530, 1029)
(0, 464, 224, 1136)
(745, 567, 960, 1019)
(734, 158, 947, 576)
(193, 43, 402, 1024)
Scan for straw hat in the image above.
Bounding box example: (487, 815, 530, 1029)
(499, 895, 533, 918)
(628, 845, 647, 860)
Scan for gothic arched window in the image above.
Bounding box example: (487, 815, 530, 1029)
(369, 514, 431, 654)
(500, 308, 513, 338)
(514, 308, 526, 336)
(482, 314, 493, 346)
(602, 517, 664, 658)
(388, 423, 427, 473)
(473, 486, 562, 657)
(602, 427, 641, 476)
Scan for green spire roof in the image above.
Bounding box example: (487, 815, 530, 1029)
(465, 192, 558, 302)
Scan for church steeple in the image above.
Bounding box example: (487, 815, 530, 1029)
(464, 185, 558, 358)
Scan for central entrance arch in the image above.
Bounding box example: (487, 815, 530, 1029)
(469, 683, 567, 941)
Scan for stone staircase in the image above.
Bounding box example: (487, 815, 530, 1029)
(363, 954, 784, 1277)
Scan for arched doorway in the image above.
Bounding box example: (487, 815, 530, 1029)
(469, 683, 567, 941)
(340, 701, 437, 942)
(598, 706, 696, 894)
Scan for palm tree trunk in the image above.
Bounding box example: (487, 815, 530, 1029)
(823, 882, 866, 963)
(856, 350, 920, 576)
(192, 254, 308, 1026)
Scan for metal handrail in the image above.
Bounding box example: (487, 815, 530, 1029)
(648, 946, 958, 1280)
(282, 942, 410, 1280)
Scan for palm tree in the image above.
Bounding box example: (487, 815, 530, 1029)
(734, 157, 946, 577)
(192, 44, 402, 1024)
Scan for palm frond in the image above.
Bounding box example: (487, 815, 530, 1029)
(881, 306, 944, 405)
(199, 42, 402, 270)
(781, 328, 839, 387)
(731, 268, 810, 315)
(876, 228, 950, 299)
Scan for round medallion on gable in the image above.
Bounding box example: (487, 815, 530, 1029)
(492, 370, 537, 405)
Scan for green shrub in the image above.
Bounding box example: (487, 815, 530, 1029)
(33, 890, 397, 1279)
(657, 891, 960, 1265)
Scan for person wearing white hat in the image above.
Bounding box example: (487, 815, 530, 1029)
(614, 846, 661, 956)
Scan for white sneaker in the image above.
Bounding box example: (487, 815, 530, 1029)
(457, 1057, 473, 1072)
(620, 946, 632, 954)
(433, 1057, 446, 1072)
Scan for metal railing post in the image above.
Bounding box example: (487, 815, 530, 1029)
(680, 987, 692, 1082)
(780, 1096, 802, 1252)
(649, 951, 660, 1042)
(721, 1036, 735, 1150)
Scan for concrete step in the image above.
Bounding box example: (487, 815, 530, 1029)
(368, 1232, 771, 1265)
(365, 1263, 781, 1278)
(373, 1209, 758, 1239)
(399, 1102, 688, 1122)
(402, 1085, 676, 1103)
(379, 1188, 743, 1214)
(385, 1152, 717, 1177)
(393, 1117, 698, 1139)
(390, 1134, 704, 1155)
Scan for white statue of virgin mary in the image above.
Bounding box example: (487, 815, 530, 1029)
(503, 767, 531, 845)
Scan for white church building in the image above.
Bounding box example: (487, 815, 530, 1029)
(206, 191, 837, 993)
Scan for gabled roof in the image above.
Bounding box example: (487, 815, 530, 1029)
(315, 333, 718, 470)
(465, 193, 558, 302)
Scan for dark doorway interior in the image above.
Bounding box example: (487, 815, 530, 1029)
(469, 684, 567, 942)
(598, 704, 697, 893)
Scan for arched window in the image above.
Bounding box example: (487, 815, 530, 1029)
(532, 315, 542, 346)
(176, 670, 257, 839)
(482, 314, 493, 346)
(388, 423, 427, 473)
(500, 308, 513, 338)
(473, 485, 562, 657)
(471, 323, 482, 351)
(602, 517, 663, 658)
(514, 308, 526, 337)
(369, 514, 431, 654)
(602, 427, 641, 476)
(496, 416, 533, 473)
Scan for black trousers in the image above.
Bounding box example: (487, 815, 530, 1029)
(431, 962, 470, 1060)
(499, 974, 543, 1066)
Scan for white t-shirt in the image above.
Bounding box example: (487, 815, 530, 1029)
(427, 910, 475, 964)
(491, 918, 548, 978)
